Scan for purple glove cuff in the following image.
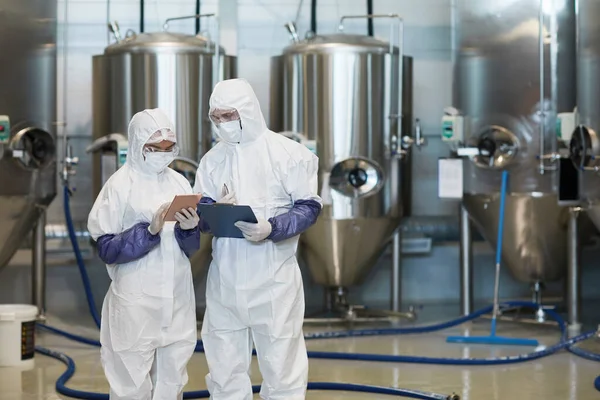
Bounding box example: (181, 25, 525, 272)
(174, 224, 201, 258)
(267, 199, 322, 243)
(96, 222, 161, 265)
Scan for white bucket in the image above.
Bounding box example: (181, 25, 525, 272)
(0, 304, 38, 368)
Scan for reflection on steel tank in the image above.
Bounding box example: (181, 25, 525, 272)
(448, 0, 579, 284)
(269, 20, 416, 304)
(0, 0, 58, 274)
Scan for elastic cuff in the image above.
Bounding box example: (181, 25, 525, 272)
(176, 224, 199, 236)
(266, 218, 277, 241)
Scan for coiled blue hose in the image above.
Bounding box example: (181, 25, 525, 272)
(53, 185, 456, 399)
(55, 183, 600, 398)
(35, 346, 454, 400)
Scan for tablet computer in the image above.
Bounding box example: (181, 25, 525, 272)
(164, 194, 202, 222)
(197, 203, 258, 239)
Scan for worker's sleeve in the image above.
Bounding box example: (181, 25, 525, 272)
(267, 153, 323, 243)
(96, 222, 161, 264)
(174, 224, 201, 258)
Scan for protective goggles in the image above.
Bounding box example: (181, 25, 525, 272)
(143, 129, 180, 155)
(209, 108, 240, 126)
(143, 142, 180, 155)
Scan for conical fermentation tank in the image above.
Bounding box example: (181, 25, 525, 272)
(0, 0, 58, 274)
(270, 31, 413, 291)
(449, 0, 576, 283)
(91, 26, 237, 279)
(568, 0, 600, 230)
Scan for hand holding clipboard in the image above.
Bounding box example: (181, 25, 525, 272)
(197, 203, 257, 239)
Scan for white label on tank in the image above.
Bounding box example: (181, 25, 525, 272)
(320, 172, 333, 205)
(438, 158, 463, 199)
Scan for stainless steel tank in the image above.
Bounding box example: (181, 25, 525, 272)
(454, 0, 576, 283)
(570, 0, 600, 230)
(0, 0, 58, 273)
(92, 26, 237, 279)
(270, 28, 413, 289)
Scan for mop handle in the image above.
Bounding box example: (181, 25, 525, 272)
(496, 170, 509, 266)
(491, 170, 509, 331)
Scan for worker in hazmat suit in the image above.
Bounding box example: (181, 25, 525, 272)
(194, 78, 323, 399)
(88, 108, 199, 400)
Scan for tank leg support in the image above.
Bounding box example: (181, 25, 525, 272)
(303, 286, 416, 325)
(459, 204, 473, 316)
(567, 207, 582, 337)
(32, 210, 47, 322)
(391, 230, 402, 312)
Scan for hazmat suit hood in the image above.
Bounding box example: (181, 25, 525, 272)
(127, 108, 176, 174)
(209, 78, 268, 144)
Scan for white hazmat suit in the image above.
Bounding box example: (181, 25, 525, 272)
(88, 108, 199, 400)
(194, 79, 323, 399)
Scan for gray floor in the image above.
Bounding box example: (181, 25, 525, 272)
(1, 304, 599, 400)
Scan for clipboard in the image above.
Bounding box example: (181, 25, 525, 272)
(197, 203, 258, 239)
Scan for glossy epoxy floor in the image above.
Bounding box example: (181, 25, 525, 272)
(1, 308, 599, 400)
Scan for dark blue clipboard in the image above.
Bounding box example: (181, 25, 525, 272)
(197, 203, 258, 239)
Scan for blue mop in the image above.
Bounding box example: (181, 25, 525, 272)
(446, 170, 539, 347)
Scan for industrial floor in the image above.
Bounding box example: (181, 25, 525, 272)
(1, 305, 599, 400)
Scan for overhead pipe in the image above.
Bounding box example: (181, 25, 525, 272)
(366, 0, 374, 36)
(140, 0, 144, 33)
(195, 0, 201, 34)
(310, 0, 317, 34)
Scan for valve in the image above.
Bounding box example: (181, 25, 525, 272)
(348, 167, 368, 188)
(61, 141, 79, 189)
(8, 126, 56, 170)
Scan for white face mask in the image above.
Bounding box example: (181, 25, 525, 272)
(218, 120, 242, 143)
(144, 151, 175, 173)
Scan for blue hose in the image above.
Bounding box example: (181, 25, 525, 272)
(55, 185, 456, 399)
(63, 185, 101, 329)
(37, 301, 595, 366)
(55, 183, 600, 398)
(34, 347, 453, 400)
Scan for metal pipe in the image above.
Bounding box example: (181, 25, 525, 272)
(195, 0, 201, 34)
(32, 211, 47, 320)
(310, 0, 317, 34)
(391, 231, 402, 312)
(60, 0, 69, 184)
(140, 0, 144, 33)
(284, 22, 300, 42)
(567, 207, 582, 336)
(366, 0, 374, 36)
(108, 21, 122, 43)
(163, 13, 215, 31)
(538, 0, 545, 174)
(459, 204, 473, 316)
(162, 14, 220, 94)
